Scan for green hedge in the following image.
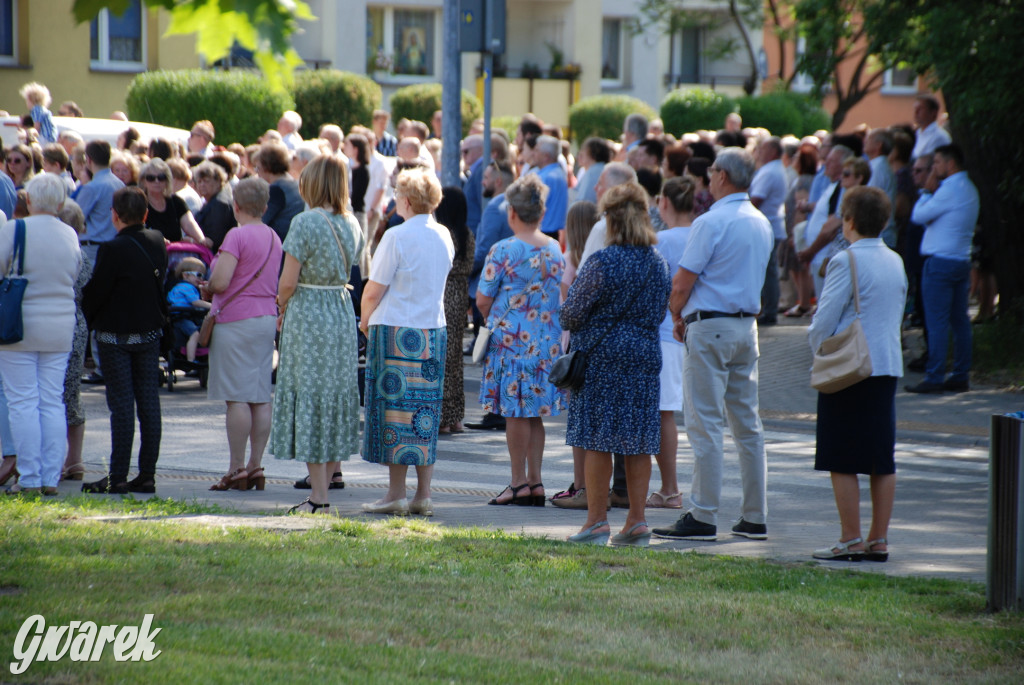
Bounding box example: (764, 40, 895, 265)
(293, 70, 381, 139)
(126, 70, 294, 146)
(568, 95, 657, 144)
(490, 116, 521, 139)
(660, 88, 738, 137)
(389, 84, 482, 138)
(775, 91, 831, 136)
(737, 94, 803, 138)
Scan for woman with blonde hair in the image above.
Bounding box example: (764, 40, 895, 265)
(560, 182, 671, 545)
(5, 143, 35, 190)
(359, 168, 453, 516)
(272, 155, 365, 512)
(138, 158, 209, 246)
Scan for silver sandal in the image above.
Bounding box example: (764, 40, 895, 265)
(812, 537, 864, 561)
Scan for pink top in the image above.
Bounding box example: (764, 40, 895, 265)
(210, 222, 282, 323)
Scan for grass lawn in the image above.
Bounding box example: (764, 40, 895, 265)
(2, 497, 1022, 684)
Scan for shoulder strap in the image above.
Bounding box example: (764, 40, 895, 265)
(846, 249, 862, 316)
(11, 219, 26, 277)
(313, 209, 351, 280)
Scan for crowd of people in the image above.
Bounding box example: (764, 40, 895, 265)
(0, 81, 981, 561)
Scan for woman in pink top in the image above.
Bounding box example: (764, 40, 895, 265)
(204, 177, 283, 492)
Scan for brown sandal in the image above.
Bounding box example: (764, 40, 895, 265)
(210, 468, 248, 491)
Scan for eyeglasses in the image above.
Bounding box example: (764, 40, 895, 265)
(183, 271, 204, 279)
(143, 174, 165, 183)
(7, 157, 26, 165)
(708, 166, 721, 173)
(841, 170, 854, 177)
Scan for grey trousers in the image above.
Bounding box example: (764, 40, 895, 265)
(682, 317, 767, 526)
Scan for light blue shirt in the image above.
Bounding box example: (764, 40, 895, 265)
(30, 105, 57, 145)
(749, 159, 787, 240)
(0, 172, 15, 220)
(535, 162, 567, 236)
(808, 166, 829, 204)
(469, 193, 513, 297)
(808, 239, 907, 378)
(576, 162, 604, 205)
(912, 171, 979, 262)
(678, 193, 773, 317)
(74, 167, 124, 243)
(654, 225, 691, 344)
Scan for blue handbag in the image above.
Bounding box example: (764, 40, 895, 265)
(0, 219, 28, 344)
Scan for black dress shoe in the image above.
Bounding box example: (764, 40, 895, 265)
(756, 317, 777, 327)
(81, 373, 105, 385)
(82, 477, 129, 494)
(652, 512, 717, 541)
(905, 381, 945, 394)
(465, 412, 506, 430)
(943, 379, 970, 393)
(126, 474, 156, 494)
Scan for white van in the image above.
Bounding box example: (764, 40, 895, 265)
(0, 115, 189, 150)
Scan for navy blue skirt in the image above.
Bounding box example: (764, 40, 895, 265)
(814, 376, 897, 475)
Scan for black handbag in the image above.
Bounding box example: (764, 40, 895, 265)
(0, 219, 28, 345)
(548, 348, 586, 390)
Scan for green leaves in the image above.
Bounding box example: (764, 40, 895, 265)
(71, 0, 314, 92)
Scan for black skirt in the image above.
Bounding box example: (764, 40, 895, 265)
(814, 375, 897, 475)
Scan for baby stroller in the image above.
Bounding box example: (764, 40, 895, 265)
(161, 242, 215, 391)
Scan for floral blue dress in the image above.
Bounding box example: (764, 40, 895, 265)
(561, 245, 670, 454)
(478, 237, 567, 418)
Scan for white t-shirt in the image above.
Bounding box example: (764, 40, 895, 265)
(368, 213, 454, 329)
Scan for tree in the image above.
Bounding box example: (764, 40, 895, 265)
(884, 0, 1024, 310)
(71, 0, 314, 91)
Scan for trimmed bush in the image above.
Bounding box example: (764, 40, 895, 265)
(774, 91, 831, 136)
(660, 88, 738, 137)
(490, 116, 521, 139)
(292, 70, 381, 139)
(568, 95, 657, 144)
(737, 94, 803, 138)
(126, 70, 294, 146)
(389, 84, 482, 138)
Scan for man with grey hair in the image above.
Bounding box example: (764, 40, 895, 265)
(623, 113, 648, 153)
(578, 162, 638, 267)
(530, 134, 567, 240)
(460, 134, 485, 232)
(798, 144, 855, 296)
(277, 110, 303, 150)
(749, 136, 787, 325)
(653, 148, 773, 541)
(864, 128, 897, 247)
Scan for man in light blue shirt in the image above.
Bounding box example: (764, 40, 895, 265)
(653, 148, 773, 543)
(460, 135, 485, 234)
(906, 143, 979, 394)
(749, 137, 788, 325)
(622, 113, 648, 154)
(531, 136, 567, 241)
(865, 129, 897, 246)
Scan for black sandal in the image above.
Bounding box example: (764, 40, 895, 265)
(529, 482, 546, 507)
(288, 497, 330, 514)
(487, 483, 531, 506)
(294, 472, 345, 490)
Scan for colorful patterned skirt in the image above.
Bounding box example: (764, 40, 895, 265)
(362, 325, 447, 466)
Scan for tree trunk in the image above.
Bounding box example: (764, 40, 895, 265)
(728, 0, 759, 94)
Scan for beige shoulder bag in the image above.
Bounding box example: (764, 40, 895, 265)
(810, 250, 873, 394)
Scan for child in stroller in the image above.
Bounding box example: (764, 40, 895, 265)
(167, 257, 211, 362)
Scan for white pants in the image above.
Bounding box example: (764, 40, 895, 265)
(682, 317, 767, 526)
(0, 351, 69, 488)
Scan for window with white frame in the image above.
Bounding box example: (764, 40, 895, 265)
(90, 0, 145, 71)
(601, 18, 623, 83)
(882, 65, 918, 94)
(367, 6, 439, 78)
(791, 37, 813, 93)
(0, 0, 16, 64)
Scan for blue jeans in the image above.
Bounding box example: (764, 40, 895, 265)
(921, 256, 971, 385)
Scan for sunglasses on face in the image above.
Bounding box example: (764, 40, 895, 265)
(7, 157, 26, 165)
(183, 271, 204, 279)
(144, 175, 165, 183)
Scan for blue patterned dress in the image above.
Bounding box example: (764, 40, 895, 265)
(561, 245, 670, 454)
(478, 237, 567, 417)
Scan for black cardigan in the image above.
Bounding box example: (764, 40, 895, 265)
(82, 224, 168, 333)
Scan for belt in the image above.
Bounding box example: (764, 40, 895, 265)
(80, 240, 106, 246)
(683, 310, 757, 325)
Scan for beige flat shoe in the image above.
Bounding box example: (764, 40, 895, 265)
(362, 498, 409, 515)
(408, 498, 433, 516)
(645, 491, 683, 509)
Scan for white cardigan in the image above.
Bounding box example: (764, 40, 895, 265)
(0, 215, 81, 352)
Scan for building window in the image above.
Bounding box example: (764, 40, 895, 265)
(367, 6, 438, 79)
(0, 0, 16, 64)
(90, 0, 145, 71)
(790, 36, 815, 93)
(601, 18, 623, 82)
(882, 65, 918, 94)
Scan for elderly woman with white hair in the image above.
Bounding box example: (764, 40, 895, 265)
(138, 158, 210, 246)
(0, 173, 82, 495)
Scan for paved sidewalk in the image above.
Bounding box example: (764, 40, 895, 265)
(58, 319, 1016, 585)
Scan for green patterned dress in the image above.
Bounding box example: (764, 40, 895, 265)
(271, 209, 365, 463)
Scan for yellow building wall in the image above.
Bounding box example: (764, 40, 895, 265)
(0, 0, 198, 119)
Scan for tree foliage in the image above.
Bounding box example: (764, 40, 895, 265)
(72, 0, 314, 92)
